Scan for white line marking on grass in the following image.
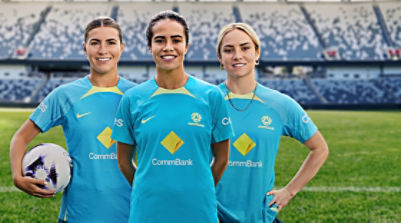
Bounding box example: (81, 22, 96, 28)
(0, 186, 20, 192)
(0, 186, 400, 193)
(302, 186, 401, 193)
(0, 108, 35, 112)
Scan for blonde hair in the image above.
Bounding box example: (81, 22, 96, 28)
(216, 23, 261, 59)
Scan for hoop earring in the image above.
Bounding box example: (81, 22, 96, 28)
(255, 60, 259, 65)
(220, 64, 224, 70)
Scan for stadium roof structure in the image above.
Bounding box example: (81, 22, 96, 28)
(2, 0, 401, 2)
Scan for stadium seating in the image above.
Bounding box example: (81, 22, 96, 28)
(118, 3, 174, 61)
(33, 77, 78, 102)
(0, 78, 42, 102)
(379, 2, 401, 49)
(239, 3, 323, 61)
(180, 3, 236, 61)
(0, 3, 46, 59)
(1, 1, 401, 108)
(310, 78, 395, 104)
(260, 79, 321, 104)
(305, 3, 388, 60)
(29, 3, 112, 60)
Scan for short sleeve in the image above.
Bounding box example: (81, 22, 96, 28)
(282, 98, 317, 143)
(111, 94, 136, 145)
(210, 88, 233, 143)
(29, 88, 67, 132)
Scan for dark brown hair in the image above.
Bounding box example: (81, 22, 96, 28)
(145, 10, 189, 47)
(84, 17, 123, 43)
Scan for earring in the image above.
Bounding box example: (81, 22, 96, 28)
(220, 64, 224, 70)
(255, 60, 259, 65)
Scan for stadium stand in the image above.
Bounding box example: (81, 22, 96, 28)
(33, 77, 78, 102)
(239, 3, 323, 61)
(118, 3, 174, 61)
(260, 79, 322, 105)
(0, 78, 43, 102)
(0, 3, 46, 59)
(310, 78, 397, 104)
(119, 66, 149, 83)
(180, 3, 236, 61)
(0, 1, 401, 109)
(29, 3, 112, 60)
(379, 2, 401, 49)
(305, 3, 388, 60)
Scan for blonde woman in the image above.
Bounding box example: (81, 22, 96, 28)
(215, 23, 329, 223)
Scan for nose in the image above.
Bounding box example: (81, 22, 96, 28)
(163, 40, 174, 52)
(99, 43, 107, 54)
(233, 48, 242, 60)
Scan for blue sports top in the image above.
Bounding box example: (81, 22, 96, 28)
(216, 83, 317, 223)
(30, 76, 135, 223)
(112, 75, 233, 223)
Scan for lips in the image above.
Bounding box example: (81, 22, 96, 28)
(161, 55, 176, 61)
(232, 63, 246, 67)
(97, 57, 111, 62)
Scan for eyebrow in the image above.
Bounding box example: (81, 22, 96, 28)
(223, 42, 252, 48)
(154, 35, 184, 39)
(89, 38, 118, 42)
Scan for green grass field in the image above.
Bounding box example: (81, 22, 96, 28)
(1, 109, 400, 222)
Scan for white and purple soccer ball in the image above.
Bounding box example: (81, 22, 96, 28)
(22, 143, 72, 193)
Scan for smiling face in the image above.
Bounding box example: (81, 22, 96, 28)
(148, 19, 188, 73)
(218, 29, 260, 80)
(83, 26, 124, 76)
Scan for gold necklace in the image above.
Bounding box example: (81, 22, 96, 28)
(226, 84, 257, 112)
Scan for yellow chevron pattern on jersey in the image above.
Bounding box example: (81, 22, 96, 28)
(233, 133, 256, 156)
(224, 92, 265, 103)
(97, 126, 115, 149)
(151, 87, 195, 98)
(161, 131, 184, 155)
(81, 86, 124, 99)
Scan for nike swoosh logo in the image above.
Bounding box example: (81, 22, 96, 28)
(77, 112, 91, 118)
(141, 115, 155, 124)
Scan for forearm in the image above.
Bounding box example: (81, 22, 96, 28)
(10, 120, 40, 182)
(211, 158, 228, 187)
(285, 131, 329, 196)
(118, 159, 135, 185)
(285, 147, 328, 196)
(211, 139, 230, 186)
(10, 134, 29, 181)
(117, 142, 135, 185)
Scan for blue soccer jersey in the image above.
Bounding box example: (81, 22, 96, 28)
(30, 76, 135, 223)
(216, 83, 317, 223)
(112, 75, 233, 223)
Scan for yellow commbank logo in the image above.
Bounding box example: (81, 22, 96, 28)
(97, 127, 115, 149)
(161, 131, 184, 155)
(233, 133, 256, 156)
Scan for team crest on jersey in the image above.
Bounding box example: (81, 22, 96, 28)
(258, 115, 274, 130)
(188, 112, 204, 127)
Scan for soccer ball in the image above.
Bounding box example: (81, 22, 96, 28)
(22, 143, 72, 193)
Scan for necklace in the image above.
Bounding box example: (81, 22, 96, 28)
(226, 84, 258, 112)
